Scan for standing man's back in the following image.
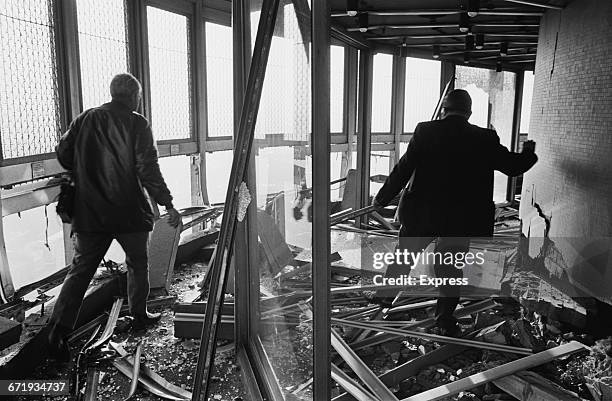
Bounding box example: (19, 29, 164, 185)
(376, 90, 538, 237)
(47, 73, 181, 361)
(373, 89, 537, 335)
(59, 99, 170, 233)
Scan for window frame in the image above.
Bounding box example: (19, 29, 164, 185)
(143, 0, 199, 150)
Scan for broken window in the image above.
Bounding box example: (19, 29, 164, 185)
(3, 204, 65, 290)
(0, 0, 62, 159)
(370, 151, 391, 197)
(456, 65, 517, 203)
(76, 0, 129, 111)
(205, 150, 233, 205)
(248, 3, 314, 397)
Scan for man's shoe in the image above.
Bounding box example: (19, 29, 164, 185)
(47, 329, 71, 362)
(132, 311, 161, 331)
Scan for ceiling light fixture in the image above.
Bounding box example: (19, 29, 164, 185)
(433, 45, 440, 59)
(346, 0, 359, 17)
(358, 13, 368, 33)
(500, 42, 508, 57)
(459, 13, 470, 33)
(475, 33, 485, 49)
(466, 35, 475, 51)
(468, 0, 480, 18)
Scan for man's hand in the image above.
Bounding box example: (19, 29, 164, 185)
(166, 207, 181, 228)
(522, 140, 536, 154)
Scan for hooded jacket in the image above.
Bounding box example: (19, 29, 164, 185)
(56, 100, 173, 233)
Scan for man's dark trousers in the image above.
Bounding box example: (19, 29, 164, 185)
(375, 226, 469, 331)
(50, 232, 150, 331)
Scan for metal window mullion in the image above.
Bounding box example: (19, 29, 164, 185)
(340, 46, 358, 180)
(355, 50, 373, 227)
(390, 54, 406, 166)
(55, 0, 81, 265)
(440, 61, 455, 96)
(191, 0, 281, 398)
(312, 0, 331, 399)
(508, 70, 524, 203)
(232, 0, 261, 350)
(127, 0, 151, 118)
(193, 0, 209, 205)
(0, 197, 16, 302)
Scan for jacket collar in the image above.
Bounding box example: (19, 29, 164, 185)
(108, 99, 135, 112)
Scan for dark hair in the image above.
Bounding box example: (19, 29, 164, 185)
(442, 89, 472, 113)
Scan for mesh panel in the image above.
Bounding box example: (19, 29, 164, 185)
(371, 52, 392, 133)
(77, 0, 129, 110)
(0, 0, 61, 159)
(205, 22, 233, 138)
(253, 4, 311, 141)
(330, 45, 344, 134)
(146, 7, 192, 141)
(404, 57, 440, 132)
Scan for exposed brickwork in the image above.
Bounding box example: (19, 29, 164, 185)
(519, 0, 612, 301)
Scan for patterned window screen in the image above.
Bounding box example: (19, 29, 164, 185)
(0, 0, 62, 159)
(330, 45, 344, 134)
(371, 53, 393, 133)
(404, 57, 441, 132)
(205, 22, 233, 138)
(146, 7, 192, 141)
(76, 0, 129, 111)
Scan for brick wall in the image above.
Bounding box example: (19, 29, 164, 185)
(519, 0, 612, 302)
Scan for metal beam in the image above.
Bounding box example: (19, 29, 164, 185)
(190, 0, 280, 398)
(368, 33, 538, 40)
(501, 0, 564, 10)
(331, 329, 398, 400)
(375, 41, 538, 47)
(508, 70, 525, 202)
(401, 341, 587, 401)
(350, 22, 539, 32)
(312, 0, 331, 398)
(347, 23, 457, 32)
(391, 54, 406, 164)
(0, 197, 15, 302)
(354, 49, 373, 227)
(233, 0, 257, 350)
(332, 9, 545, 17)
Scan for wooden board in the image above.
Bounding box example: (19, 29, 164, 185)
(493, 371, 586, 401)
(148, 215, 182, 290)
(401, 341, 588, 401)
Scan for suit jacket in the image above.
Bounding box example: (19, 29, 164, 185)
(375, 115, 537, 237)
(56, 100, 173, 233)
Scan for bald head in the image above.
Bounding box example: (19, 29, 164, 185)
(441, 89, 472, 119)
(110, 73, 142, 111)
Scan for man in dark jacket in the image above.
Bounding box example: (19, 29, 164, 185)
(47, 73, 181, 359)
(373, 89, 537, 335)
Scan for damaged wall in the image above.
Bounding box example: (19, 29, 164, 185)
(519, 0, 612, 302)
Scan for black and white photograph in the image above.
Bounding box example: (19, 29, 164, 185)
(0, 0, 611, 400)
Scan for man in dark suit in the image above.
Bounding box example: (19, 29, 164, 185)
(373, 89, 537, 336)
